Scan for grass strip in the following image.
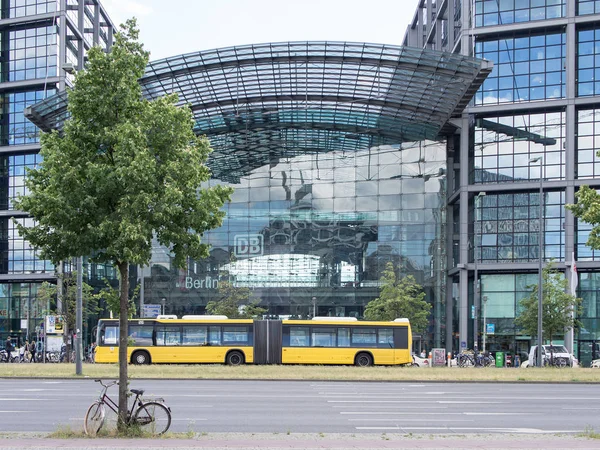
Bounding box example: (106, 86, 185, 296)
(1, 363, 599, 382)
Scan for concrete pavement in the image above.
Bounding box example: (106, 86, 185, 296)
(1, 433, 599, 450)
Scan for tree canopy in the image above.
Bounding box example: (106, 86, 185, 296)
(514, 262, 581, 343)
(568, 185, 600, 250)
(14, 19, 232, 428)
(363, 262, 431, 334)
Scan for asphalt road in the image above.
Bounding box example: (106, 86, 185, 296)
(0, 379, 597, 435)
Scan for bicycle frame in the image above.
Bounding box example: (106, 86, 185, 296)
(94, 380, 142, 422)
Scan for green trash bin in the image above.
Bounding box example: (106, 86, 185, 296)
(495, 351, 504, 367)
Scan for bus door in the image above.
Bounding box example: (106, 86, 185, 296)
(253, 320, 282, 364)
(393, 327, 409, 364)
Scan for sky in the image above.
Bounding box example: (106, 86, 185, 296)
(100, 0, 420, 61)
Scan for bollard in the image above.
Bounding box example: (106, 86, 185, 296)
(428, 351, 432, 366)
(447, 352, 451, 367)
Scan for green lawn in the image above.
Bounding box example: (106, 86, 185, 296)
(2, 363, 599, 382)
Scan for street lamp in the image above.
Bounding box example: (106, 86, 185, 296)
(161, 298, 166, 316)
(474, 192, 486, 351)
(530, 156, 544, 368)
(312, 297, 317, 317)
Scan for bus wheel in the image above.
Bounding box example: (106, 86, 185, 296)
(355, 352, 373, 367)
(226, 351, 244, 366)
(131, 351, 150, 365)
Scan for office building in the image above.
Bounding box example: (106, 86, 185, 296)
(404, 0, 600, 364)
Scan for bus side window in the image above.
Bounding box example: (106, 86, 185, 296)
(338, 328, 350, 347)
(289, 327, 309, 346)
(209, 326, 221, 345)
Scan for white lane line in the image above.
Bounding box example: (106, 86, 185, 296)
(348, 419, 471, 422)
(0, 411, 35, 413)
(355, 427, 582, 433)
(463, 412, 530, 416)
(332, 405, 448, 409)
(0, 398, 47, 401)
(341, 412, 455, 415)
(328, 400, 444, 403)
(439, 401, 505, 404)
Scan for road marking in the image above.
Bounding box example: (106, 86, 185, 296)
(348, 419, 471, 422)
(169, 418, 208, 421)
(438, 401, 505, 404)
(0, 411, 35, 413)
(355, 427, 583, 433)
(341, 412, 455, 415)
(463, 412, 530, 416)
(328, 400, 446, 403)
(332, 405, 448, 409)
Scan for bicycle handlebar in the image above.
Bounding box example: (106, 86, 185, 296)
(94, 379, 118, 388)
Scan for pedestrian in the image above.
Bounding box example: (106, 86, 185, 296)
(29, 340, 36, 363)
(36, 339, 44, 362)
(5, 336, 13, 362)
(19, 341, 27, 362)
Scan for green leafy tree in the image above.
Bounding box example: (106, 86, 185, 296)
(514, 262, 581, 343)
(363, 262, 431, 334)
(13, 20, 232, 428)
(96, 278, 138, 319)
(36, 274, 100, 340)
(568, 185, 600, 250)
(206, 280, 267, 318)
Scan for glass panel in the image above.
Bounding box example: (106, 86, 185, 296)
(156, 326, 181, 346)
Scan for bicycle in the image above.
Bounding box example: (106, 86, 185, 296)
(457, 352, 475, 367)
(84, 379, 171, 436)
(0, 349, 17, 363)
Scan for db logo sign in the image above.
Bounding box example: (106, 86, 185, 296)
(234, 234, 263, 258)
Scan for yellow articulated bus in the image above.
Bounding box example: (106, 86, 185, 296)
(95, 315, 412, 367)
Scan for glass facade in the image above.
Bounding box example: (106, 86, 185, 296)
(475, 191, 565, 263)
(578, 27, 600, 96)
(475, 0, 565, 27)
(0, 0, 114, 346)
(472, 112, 565, 183)
(1, 0, 57, 19)
(141, 141, 447, 344)
(405, 0, 600, 356)
(474, 32, 566, 105)
(5, 25, 58, 82)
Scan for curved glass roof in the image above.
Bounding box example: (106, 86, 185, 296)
(26, 42, 491, 183)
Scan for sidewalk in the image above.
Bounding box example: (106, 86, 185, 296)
(1, 433, 598, 450)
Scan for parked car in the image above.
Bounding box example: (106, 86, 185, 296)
(591, 359, 600, 368)
(526, 345, 576, 367)
(411, 354, 429, 367)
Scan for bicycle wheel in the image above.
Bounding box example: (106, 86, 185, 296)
(84, 401, 105, 436)
(134, 401, 171, 435)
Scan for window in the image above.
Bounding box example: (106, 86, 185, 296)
(338, 328, 350, 347)
(209, 326, 221, 345)
(290, 327, 309, 346)
(156, 326, 181, 346)
(352, 328, 377, 345)
(128, 324, 153, 346)
(223, 326, 249, 344)
(104, 326, 118, 345)
(378, 328, 394, 347)
(311, 327, 336, 347)
(182, 325, 207, 345)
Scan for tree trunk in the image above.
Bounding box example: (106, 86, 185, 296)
(117, 261, 129, 430)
